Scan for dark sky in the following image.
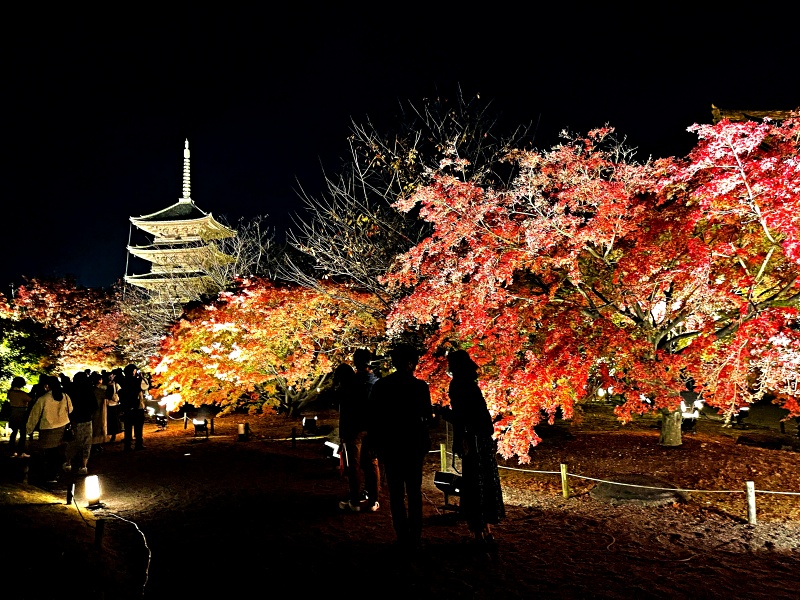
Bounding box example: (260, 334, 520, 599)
(4, 6, 797, 292)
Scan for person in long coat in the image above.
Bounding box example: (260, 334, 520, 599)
(26, 375, 72, 483)
(90, 372, 107, 452)
(105, 370, 122, 443)
(440, 349, 505, 552)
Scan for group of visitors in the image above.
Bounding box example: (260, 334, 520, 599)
(334, 344, 505, 556)
(4, 363, 149, 484)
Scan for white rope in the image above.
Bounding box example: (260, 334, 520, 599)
(565, 473, 741, 494)
(499, 465, 561, 475)
(491, 463, 800, 495)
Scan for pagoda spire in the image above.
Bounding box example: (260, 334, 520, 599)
(181, 139, 191, 201)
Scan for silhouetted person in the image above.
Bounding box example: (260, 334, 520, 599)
(371, 344, 433, 551)
(120, 364, 147, 451)
(439, 349, 505, 556)
(336, 349, 380, 512)
(63, 371, 94, 474)
(7, 376, 32, 457)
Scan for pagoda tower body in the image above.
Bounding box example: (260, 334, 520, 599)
(125, 140, 236, 303)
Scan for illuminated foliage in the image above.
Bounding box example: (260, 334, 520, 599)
(13, 277, 123, 372)
(384, 116, 799, 461)
(0, 293, 58, 389)
(151, 278, 385, 414)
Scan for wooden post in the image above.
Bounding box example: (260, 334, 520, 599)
(560, 463, 570, 498)
(183, 412, 188, 430)
(440, 443, 447, 471)
(95, 518, 106, 549)
(745, 481, 757, 525)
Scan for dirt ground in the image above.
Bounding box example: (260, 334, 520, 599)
(1, 402, 799, 600)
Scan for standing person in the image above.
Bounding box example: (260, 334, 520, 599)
(63, 372, 94, 475)
(104, 371, 122, 444)
(27, 375, 48, 446)
(440, 349, 505, 554)
(335, 348, 381, 513)
(371, 344, 433, 551)
(90, 372, 107, 453)
(7, 376, 32, 458)
(26, 375, 72, 483)
(120, 364, 147, 451)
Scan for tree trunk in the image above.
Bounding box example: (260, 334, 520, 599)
(660, 409, 683, 446)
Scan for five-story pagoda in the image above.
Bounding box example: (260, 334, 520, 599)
(125, 140, 236, 303)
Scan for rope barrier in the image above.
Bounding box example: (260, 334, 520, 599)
(499, 465, 561, 475)
(492, 463, 800, 496)
(564, 473, 742, 494)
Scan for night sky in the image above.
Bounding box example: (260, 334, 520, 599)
(4, 5, 797, 293)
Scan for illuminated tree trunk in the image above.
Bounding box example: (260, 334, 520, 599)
(659, 409, 682, 447)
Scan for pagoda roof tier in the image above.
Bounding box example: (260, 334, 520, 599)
(124, 272, 215, 303)
(130, 200, 236, 241)
(125, 271, 209, 282)
(127, 243, 234, 267)
(124, 271, 214, 295)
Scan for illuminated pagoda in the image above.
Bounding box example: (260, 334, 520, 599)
(124, 140, 236, 303)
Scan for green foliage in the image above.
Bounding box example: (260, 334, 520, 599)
(0, 315, 58, 393)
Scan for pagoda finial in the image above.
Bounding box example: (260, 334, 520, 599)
(181, 139, 191, 200)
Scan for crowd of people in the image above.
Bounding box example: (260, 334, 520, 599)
(333, 345, 505, 557)
(6, 346, 505, 556)
(4, 363, 150, 484)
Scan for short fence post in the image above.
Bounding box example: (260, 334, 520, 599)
(183, 412, 188, 430)
(95, 518, 105, 549)
(745, 481, 757, 525)
(560, 463, 570, 498)
(440, 443, 447, 471)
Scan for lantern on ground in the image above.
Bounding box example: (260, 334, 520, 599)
(85, 475, 103, 509)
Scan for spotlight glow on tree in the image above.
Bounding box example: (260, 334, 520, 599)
(152, 278, 384, 414)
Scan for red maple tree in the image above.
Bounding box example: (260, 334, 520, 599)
(13, 277, 123, 372)
(384, 115, 799, 460)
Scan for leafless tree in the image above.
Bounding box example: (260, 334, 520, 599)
(281, 92, 530, 315)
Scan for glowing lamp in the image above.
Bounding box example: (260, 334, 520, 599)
(85, 475, 103, 509)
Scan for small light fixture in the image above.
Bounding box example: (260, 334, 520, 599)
(302, 416, 318, 434)
(155, 414, 168, 430)
(85, 475, 104, 509)
(237, 423, 250, 441)
(193, 418, 209, 438)
(433, 471, 462, 511)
